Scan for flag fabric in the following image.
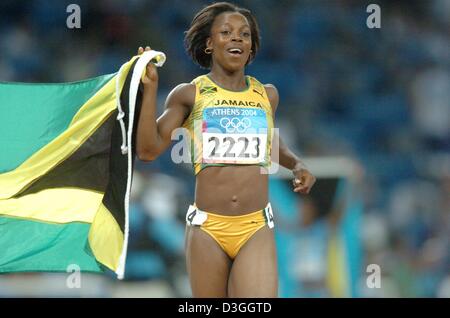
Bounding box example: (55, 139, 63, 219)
(326, 178, 363, 297)
(0, 51, 165, 279)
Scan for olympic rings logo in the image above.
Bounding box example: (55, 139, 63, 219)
(219, 117, 252, 133)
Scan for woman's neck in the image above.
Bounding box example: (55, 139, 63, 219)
(208, 66, 246, 92)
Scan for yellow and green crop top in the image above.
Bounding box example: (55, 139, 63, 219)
(182, 74, 274, 175)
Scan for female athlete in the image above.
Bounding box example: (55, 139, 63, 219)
(136, 2, 316, 297)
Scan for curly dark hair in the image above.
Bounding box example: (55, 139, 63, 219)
(184, 2, 261, 69)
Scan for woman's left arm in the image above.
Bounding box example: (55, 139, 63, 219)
(265, 84, 316, 194)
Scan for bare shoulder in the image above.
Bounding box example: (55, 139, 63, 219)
(263, 84, 279, 113)
(165, 83, 196, 109)
(264, 83, 278, 98)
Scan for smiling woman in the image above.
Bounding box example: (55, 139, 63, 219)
(203, 13, 253, 72)
(184, 2, 260, 70)
(134, 2, 316, 297)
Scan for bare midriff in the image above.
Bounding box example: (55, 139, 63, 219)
(195, 165, 269, 216)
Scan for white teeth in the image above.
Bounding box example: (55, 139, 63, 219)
(228, 48, 242, 54)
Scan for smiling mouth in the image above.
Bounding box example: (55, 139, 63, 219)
(227, 48, 243, 56)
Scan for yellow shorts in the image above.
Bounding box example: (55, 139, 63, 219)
(185, 203, 274, 259)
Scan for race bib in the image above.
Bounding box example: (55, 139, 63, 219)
(201, 107, 268, 164)
(185, 205, 207, 226)
(264, 203, 274, 229)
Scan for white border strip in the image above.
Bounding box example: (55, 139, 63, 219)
(273, 157, 359, 179)
(115, 63, 129, 155)
(115, 50, 166, 279)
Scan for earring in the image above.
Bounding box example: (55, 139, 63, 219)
(204, 47, 213, 54)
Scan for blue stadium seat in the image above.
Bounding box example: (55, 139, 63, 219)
(125, 250, 167, 280)
(147, 218, 185, 256)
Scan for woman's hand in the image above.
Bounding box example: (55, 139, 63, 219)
(292, 167, 316, 194)
(137, 46, 159, 86)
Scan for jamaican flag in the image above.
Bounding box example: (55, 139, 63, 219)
(0, 51, 165, 279)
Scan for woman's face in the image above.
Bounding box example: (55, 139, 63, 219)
(207, 12, 252, 72)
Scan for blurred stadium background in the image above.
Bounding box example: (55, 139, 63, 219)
(0, 0, 449, 297)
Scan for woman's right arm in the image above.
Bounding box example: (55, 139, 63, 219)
(135, 47, 195, 162)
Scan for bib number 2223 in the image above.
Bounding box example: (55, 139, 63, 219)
(202, 133, 267, 163)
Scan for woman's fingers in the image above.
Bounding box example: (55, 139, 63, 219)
(294, 185, 310, 194)
(292, 174, 314, 194)
(137, 46, 152, 55)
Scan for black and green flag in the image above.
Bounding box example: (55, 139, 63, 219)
(0, 51, 165, 278)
